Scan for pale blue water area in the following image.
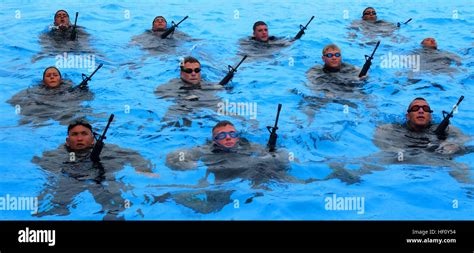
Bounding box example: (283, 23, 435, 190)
(0, 0, 473, 220)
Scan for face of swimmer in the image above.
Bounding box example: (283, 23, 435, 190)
(66, 124, 95, 151)
(43, 67, 62, 88)
(152, 16, 167, 32)
(180, 61, 202, 86)
(54, 10, 71, 30)
(322, 47, 342, 70)
(421, 37, 438, 50)
(406, 98, 433, 132)
(362, 7, 377, 22)
(253, 24, 269, 42)
(212, 124, 239, 149)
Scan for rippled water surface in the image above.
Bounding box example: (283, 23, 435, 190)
(0, 0, 473, 220)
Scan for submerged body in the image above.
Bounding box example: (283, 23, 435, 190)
(154, 78, 223, 128)
(7, 81, 95, 126)
(32, 143, 153, 219)
(131, 29, 194, 56)
(325, 123, 472, 185)
(34, 26, 96, 62)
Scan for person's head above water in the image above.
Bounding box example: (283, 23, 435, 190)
(152, 16, 167, 32)
(212, 120, 240, 149)
(180, 56, 202, 86)
(42, 66, 62, 88)
(322, 44, 342, 70)
(54, 10, 71, 30)
(406, 97, 433, 132)
(252, 21, 269, 42)
(362, 7, 377, 22)
(66, 120, 95, 151)
(421, 37, 438, 50)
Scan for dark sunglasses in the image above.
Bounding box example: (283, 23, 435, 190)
(324, 53, 341, 58)
(181, 67, 201, 74)
(363, 11, 377, 16)
(214, 131, 239, 141)
(407, 105, 433, 113)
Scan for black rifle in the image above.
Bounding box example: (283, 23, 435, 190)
(294, 16, 315, 40)
(72, 63, 103, 90)
(359, 40, 380, 77)
(219, 55, 248, 85)
(434, 96, 464, 139)
(397, 18, 412, 27)
(161, 16, 189, 39)
(267, 104, 282, 152)
(90, 114, 114, 162)
(70, 12, 79, 41)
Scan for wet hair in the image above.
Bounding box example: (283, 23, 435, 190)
(152, 16, 167, 26)
(212, 120, 235, 134)
(322, 44, 341, 55)
(421, 38, 436, 44)
(362, 7, 375, 16)
(42, 66, 62, 81)
(68, 120, 93, 135)
(407, 97, 429, 111)
(181, 56, 201, 66)
(253, 21, 267, 31)
(54, 10, 69, 18)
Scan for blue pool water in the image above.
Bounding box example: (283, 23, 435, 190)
(0, 0, 473, 220)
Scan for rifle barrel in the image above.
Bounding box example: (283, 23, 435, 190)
(267, 104, 282, 152)
(77, 63, 103, 89)
(446, 95, 465, 116)
(294, 16, 315, 40)
(274, 104, 282, 128)
(90, 114, 114, 162)
(175, 16, 189, 26)
(73, 12, 78, 27)
(160, 16, 188, 39)
(219, 55, 247, 85)
(370, 41, 381, 59)
(70, 12, 79, 40)
(305, 16, 315, 27)
(234, 55, 248, 69)
(89, 63, 103, 79)
(99, 114, 114, 141)
(359, 41, 380, 77)
(455, 96, 465, 108)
